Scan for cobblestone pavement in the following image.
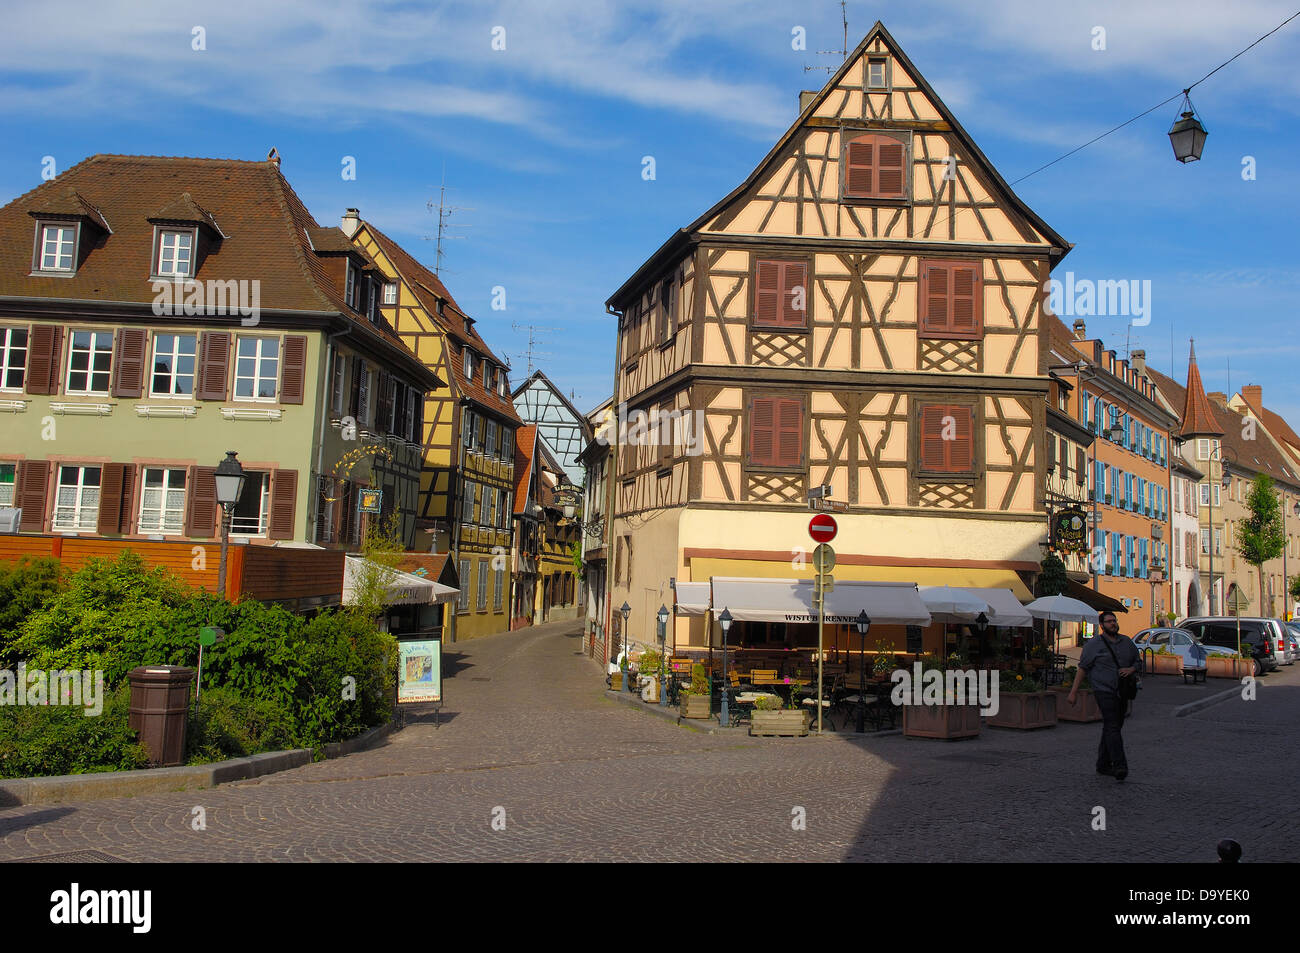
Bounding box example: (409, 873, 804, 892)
(1, 620, 1296, 862)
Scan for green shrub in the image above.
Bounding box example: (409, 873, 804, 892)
(0, 556, 64, 668)
(0, 683, 148, 779)
(186, 687, 296, 763)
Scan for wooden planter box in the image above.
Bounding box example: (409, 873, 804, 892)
(1052, 687, 1100, 723)
(679, 694, 712, 719)
(987, 691, 1057, 730)
(1146, 653, 1183, 676)
(1205, 657, 1252, 678)
(902, 704, 982, 740)
(750, 709, 810, 737)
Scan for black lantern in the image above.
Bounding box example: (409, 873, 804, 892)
(854, 610, 871, 733)
(1168, 92, 1208, 163)
(718, 608, 733, 727)
(213, 451, 247, 598)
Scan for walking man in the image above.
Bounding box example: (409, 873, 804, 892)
(1069, 610, 1139, 781)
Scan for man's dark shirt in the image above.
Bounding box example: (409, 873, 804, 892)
(1079, 633, 1140, 693)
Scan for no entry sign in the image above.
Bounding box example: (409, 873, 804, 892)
(808, 513, 838, 543)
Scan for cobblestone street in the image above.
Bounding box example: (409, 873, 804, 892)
(1, 618, 1296, 863)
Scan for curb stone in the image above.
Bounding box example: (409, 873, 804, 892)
(1173, 683, 1242, 718)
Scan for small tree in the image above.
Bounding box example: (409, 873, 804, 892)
(348, 513, 405, 623)
(1290, 575, 1300, 604)
(1236, 475, 1285, 616)
(1038, 553, 1068, 597)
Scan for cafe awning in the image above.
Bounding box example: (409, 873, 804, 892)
(710, 576, 931, 627)
(1063, 579, 1128, 614)
(343, 556, 459, 606)
(688, 557, 1033, 600)
(674, 582, 711, 616)
(963, 587, 1035, 628)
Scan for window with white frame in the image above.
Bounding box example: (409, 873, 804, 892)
(65, 330, 114, 395)
(497, 372, 506, 397)
(367, 279, 377, 322)
(1214, 528, 1222, 554)
(0, 463, 14, 506)
(150, 333, 198, 397)
(866, 57, 888, 89)
(382, 282, 397, 305)
(477, 558, 488, 610)
(486, 419, 497, 460)
(331, 351, 346, 413)
(462, 480, 475, 522)
(493, 565, 504, 611)
(232, 336, 279, 400)
(137, 467, 187, 535)
(484, 361, 491, 388)
(345, 265, 357, 309)
(458, 559, 471, 614)
(230, 471, 271, 535)
(39, 224, 76, 271)
(53, 465, 101, 531)
(0, 327, 29, 390)
(155, 230, 194, 277)
(463, 349, 474, 381)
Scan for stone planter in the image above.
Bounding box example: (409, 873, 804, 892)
(750, 709, 810, 737)
(986, 691, 1057, 730)
(1205, 657, 1252, 678)
(679, 694, 712, 719)
(1146, 653, 1183, 676)
(902, 703, 982, 740)
(1051, 687, 1100, 723)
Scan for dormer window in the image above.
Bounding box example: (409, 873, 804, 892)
(497, 371, 506, 397)
(464, 349, 474, 381)
(484, 361, 491, 388)
(383, 282, 397, 305)
(39, 224, 77, 272)
(345, 265, 358, 309)
(367, 279, 378, 323)
(155, 229, 194, 277)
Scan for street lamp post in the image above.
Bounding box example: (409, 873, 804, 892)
(853, 610, 871, 733)
(1206, 447, 1232, 615)
(717, 608, 733, 727)
(656, 604, 669, 707)
(212, 451, 247, 598)
(618, 601, 631, 691)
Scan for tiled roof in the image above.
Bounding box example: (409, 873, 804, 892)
(150, 192, 222, 234)
(1237, 390, 1300, 460)
(513, 425, 537, 515)
(1179, 342, 1223, 438)
(306, 225, 359, 255)
(361, 221, 522, 426)
(30, 187, 110, 231)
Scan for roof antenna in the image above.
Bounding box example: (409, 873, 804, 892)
(423, 163, 472, 277)
(511, 322, 559, 375)
(803, 0, 849, 74)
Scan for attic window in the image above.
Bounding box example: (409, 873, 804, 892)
(345, 265, 357, 309)
(464, 349, 474, 381)
(38, 223, 77, 272)
(866, 57, 888, 89)
(155, 229, 194, 277)
(383, 282, 397, 305)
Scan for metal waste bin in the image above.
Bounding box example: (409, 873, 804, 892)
(127, 665, 194, 766)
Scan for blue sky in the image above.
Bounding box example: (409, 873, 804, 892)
(2, 0, 1298, 419)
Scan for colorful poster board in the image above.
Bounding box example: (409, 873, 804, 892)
(397, 638, 441, 704)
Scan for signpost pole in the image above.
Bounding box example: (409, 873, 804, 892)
(817, 585, 824, 734)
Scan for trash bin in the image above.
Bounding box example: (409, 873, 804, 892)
(127, 665, 195, 766)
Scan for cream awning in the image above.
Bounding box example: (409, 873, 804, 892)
(710, 576, 931, 627)
(343, 556, 459, 606)
(674, 582, 711, 616)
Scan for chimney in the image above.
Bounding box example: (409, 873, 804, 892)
(1072, 319, 1087, 340)
(340, 208, 361, 238)
(266, 147, 280, 168)
(1131, 350, 1146, 375)
(1207, 391, 1227, 407)
(799, 91, 818, 112)
(1242, 384, 1263, 410)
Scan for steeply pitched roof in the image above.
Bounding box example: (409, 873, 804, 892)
(1236, 389, 1300, 460)
(1179, 341, 1223, 438)
(513, 424, 537, 515)
(361, 221, 522, 426)
(150, 191, 223, 235)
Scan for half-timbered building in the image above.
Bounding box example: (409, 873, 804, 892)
(603, 23, 1072, 655)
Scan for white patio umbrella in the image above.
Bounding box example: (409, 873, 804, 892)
(1025, 595, 1099, 669)
(919, 586, 991, 622)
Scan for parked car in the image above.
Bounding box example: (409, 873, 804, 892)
(1284, 622, 1300, 662)
(1175, 617, 1284, 675)
(1133, 627, 1236, 672)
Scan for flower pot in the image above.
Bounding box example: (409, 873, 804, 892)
(1147, 653, 1183, 676)
(1205, 657, 1252, 678)
(750, 709, 810, 737)
(902, 703, 982, 740)
(986, 691, 1057, 730)
(679, 694, 712, 719)
(1052, 687, 1100, 723)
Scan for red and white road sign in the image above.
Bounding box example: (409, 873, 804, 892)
(808, 513, 838, 543)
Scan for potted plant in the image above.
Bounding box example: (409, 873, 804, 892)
(1205, 651, 1252, 678)
(902, 654, 982, 740)
(1145, 645, 1183, 676)
(872, 639, 896, 680)
(679, 663, 712, 719)
(750, 692, 809, 737)
(1052, 665, 1101, 722)
(639, 648, 662, 703)
(986, 670, 1058, 730)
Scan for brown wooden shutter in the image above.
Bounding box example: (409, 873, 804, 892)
(754, 261, 781, 327)
(657, 403, 672, 469)
(781, 261, 808, 327)
(950, 263, 981, 336)
(920, 261, 982, 339)
(111, 328, 148, 398)
(348, 356, 362, 416)
(375, 371, 392, 432)
(25, 325, 61, 395)
(845, 138, 874, 196)
(280, 335, 307, 404)
(1075, 447, 1086, 485)
(15, 460, 51, 532)
(268, 469, 298, 540)
(950, 406, 975, 471)
(846, 134, 905, 198)
(920, 262, 948, 336)
(1047, 437, 1057, 470)
(919, 405, 947, 471)
(920, 404, 974, 473)
(96, 462, 131, 535)
(876, 139, 906, 196)
(196, 332, 230, 401)
(184, 466, 217, 538)
(750, 397, 776, 466)
(775, 398, 804, 466)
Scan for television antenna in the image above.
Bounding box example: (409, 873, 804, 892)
(422, 165, 473, 276)
(803, 0, 849, 74)
(511, 322, 560, 375)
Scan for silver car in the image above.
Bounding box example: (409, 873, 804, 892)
(1134, 627, 1237, 672)
(1177, 617, 1285, 674)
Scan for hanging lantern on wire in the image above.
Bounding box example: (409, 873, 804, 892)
(1168, 90, 1208, 163)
